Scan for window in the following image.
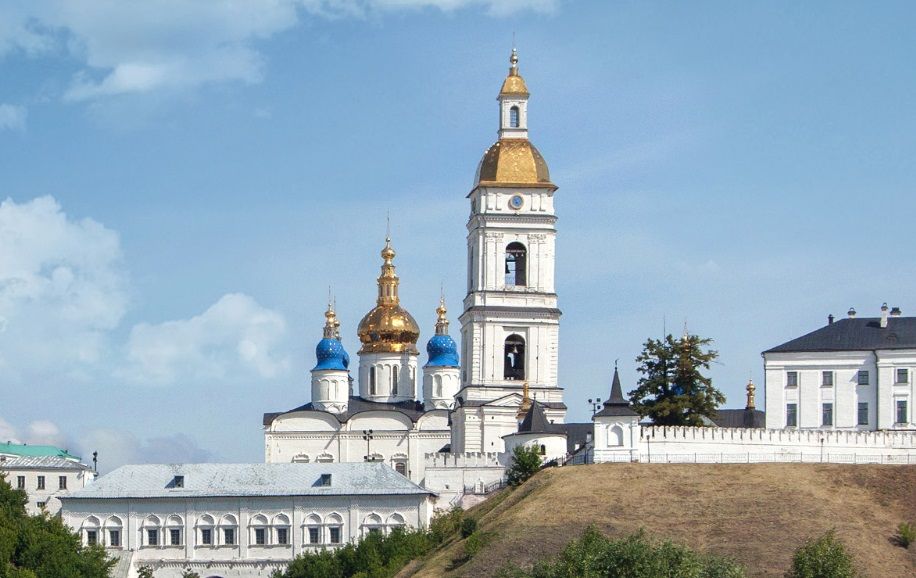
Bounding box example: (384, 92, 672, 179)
(87, 530, 97, 546)
(539, 444, 546, 456)
(857, 370, 869, 386)
(16, 476, 24, 489)
(109, 530, 120, 548)
(821, 371, 834, 387)
(308, 527, 320, 544)
(147, 529, 159, 546)
(220, 514, 237, 546)
(36, 501, 46, 509)
(395, 461, 407, 476)
(37, 476, 45, 490)
(201, 528, 212, 545)
(254, 528, 266, 545)
(786, 371, 798, 387)
(170, 529, 181, 546)
(509, 105, 519, 128)
(277, 527, 289, 545)
(503, 334, 526, 380)
(251, 514, 268, 546)
(370, 366, 377, 395)
(822, 403, 833, 426)
(897, 400, 909, 424)
(858, 402, 869, 425)
(320, 473, 332, 486)
(223, 528, 235, 545)
(504, 242, 527, 286)
(391, 365, 399, 395)
(329, 526, 341, 544)
(896, 368, 909, 384)
(59, 475, 67, 490)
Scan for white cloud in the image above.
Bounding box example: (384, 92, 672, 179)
(0, 1, 557, 101)
(121, 293, 289, 385)
(0, 418, 20, 444)
(26, 420, 67, 447)
(0, 196, 128, 381)
(0, 104, 26, 131)
(78, 429, 215, 472)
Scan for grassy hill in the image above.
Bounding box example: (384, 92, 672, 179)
(402, 464, 916, 577)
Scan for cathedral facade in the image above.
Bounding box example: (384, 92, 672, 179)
(263, 49, 566, 484)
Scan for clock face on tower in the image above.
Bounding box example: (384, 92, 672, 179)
(509, 194, 524, 210)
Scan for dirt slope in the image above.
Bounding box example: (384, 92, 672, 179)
(404, 464, 916, 578)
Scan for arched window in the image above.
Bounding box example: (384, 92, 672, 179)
(434, 374, 443, 398)
(505, 242, 527, 287)
(362, 513, 383, 536)
(166, 515, 184, 546)
(273, 514, 291, 545)
(608, 425, 624, 447)
(509, 106, 520, 128)
(539, 444, 546, 456)
(370, 366, 377, 395)
(386, 513, 406, 533)
(220, 514, 238, 546)
(197, 514, 215, 547)
(391, 365, 399, 395)
(104, 516, 123, 548)
(391, 454, 408, 477)
(325, 513, 344, 545)
(504, 334, 526, 380)
(82, 516, 100, 547)
(250, 514, 269, 546)
(142, 515, 161, 547)
(304, 513, 322, 545)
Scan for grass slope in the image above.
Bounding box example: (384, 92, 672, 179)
(404, 464, 916, 578)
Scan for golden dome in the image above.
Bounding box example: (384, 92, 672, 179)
(475, 139, 553, 187)
(356, 238, 420, 354)
(499, 47, 529, 97)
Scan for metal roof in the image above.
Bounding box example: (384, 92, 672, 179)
(0, 442, 81, 460)
(264, 396, 435, 427)
(710, 409, 766, 428)
(61, 462, 432, 500)
(764, 316, 916, 353)
(594, 367, 639, 418)
(0, 456, 91, 470)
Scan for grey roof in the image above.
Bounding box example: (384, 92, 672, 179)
(517, 401, 565, 435)
(562, 422, 592, 454)
(62, 462, 432, 500)
(264, 396, 435, 427)
(594, 367, 639, 418)
(765, 316, 916, 353)
(0, 456, 91, 470)
(710, 408, 766, 428)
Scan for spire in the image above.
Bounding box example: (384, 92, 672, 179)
(377, 235, 400, 307)
(435, 295, 449, 335)
(745, 379, 756, 410)
(594, 362, 639, 418)
(499, 47, 529, 97)
(323, 300, 340, 340)
(607, 364, 626, 405)
(509, 46, 519, 76)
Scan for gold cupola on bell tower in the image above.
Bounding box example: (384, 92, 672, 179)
(356, 237, 420, 354)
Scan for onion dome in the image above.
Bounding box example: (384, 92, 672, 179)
(426, 298, 459, 367)
(357, 237, 420, 354)
(499, 48, 529, 96)
(313, 303, 349, 371)
(475, 139, 552, 187)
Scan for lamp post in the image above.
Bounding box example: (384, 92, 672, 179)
(362, 430, 374, 462)
(588, 398, 602, 417)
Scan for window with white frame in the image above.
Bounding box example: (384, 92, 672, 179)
(857, 402, 869, 426)
(143, 515, 161, 547)
(786, 403, 797, 427)
(82, 516, 100, 547)
(250, 514, 268, 546)
(304, 513, 322, 545)
(326, 513, 343, 544)
(220, 514, 238, 546)
(362, 513, 383, 536)
(786, 371, 798, 387)
(197, 514, 215, 546)
(166, 515, 183, 546)
(897, 399, 909, 424)
(896, 368, 909, 384)
(386, 513, 406, 533)
(273, 513, 291, 545)
(822, 403, 833, 426)
(105, 516, 123, 548)
(857, 370, 869, 385)
(821, 371, 833, 387)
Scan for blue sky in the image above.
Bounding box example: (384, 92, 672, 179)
(1, 1, 914, 470)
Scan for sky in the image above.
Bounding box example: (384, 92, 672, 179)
(1, 0, 915, 472)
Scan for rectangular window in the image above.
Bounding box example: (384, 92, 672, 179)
(170, 529, 181, 546)
(786, 403, 798, 427)
(36, 501, 46, 510)
(857, 370, 869, 386)
(59, 476, 67, 490)
(147, 529, 158, 546)
(109, 530, 120, 548)
(822, 403, 833, 426)
(897, 400, 909, 424)
(16, 476, 25, 489)
(223, 528, 235, 545)
(201, 528, 212, 545)
(87, 530, 97, 546)
(896, 368, 909, 384)
(277, 528, 289, 545)
(786, 371, 798, 387)
(329, 527, 341, 544)
(858, 402, 869, 425)
(36, 476, 45, 490)
(254, 528, 266, 545)
(308, 527, 320, 544)
(821, 371, 833, 387)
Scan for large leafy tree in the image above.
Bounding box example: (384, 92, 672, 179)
(0, 475, 113, 578)
(507, 444, 543, 486)
(628, 333, 724, 426)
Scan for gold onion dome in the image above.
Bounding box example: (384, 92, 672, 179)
(356, 237, 420, 354)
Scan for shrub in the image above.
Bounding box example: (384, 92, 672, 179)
(507, 444, 542, 486)
(428, 506, 463, 545)
(895, 521, 915, 549)
(181, 569, 201, 578)
(137, 566, 155, 578)
(460, 517, 478, 538)
(463, 531, 490, 560)
(786, 530, 858, 578)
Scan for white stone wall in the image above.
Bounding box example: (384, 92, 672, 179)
(310, 369, 350, 414)
(422, 365, 460, 410)
(62, 493, 432, 578)
(422, 452, 505, 507)
(0, 464, 92, 515)
(358, 351, 420, 403)
(503, 432, 567, 464)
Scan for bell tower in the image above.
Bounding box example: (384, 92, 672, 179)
(452, 49, 565, 454)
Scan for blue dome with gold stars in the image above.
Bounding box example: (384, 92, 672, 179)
(314, 337, 349, 371)
(426, 334, 459, 367)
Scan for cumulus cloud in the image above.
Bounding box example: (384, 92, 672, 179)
(0, 1, 557, 101)
(0, 196, 128, 380)
(0, 104, 26, 131)
(78, 429, 215, 472)
(121, 293, 289, 385)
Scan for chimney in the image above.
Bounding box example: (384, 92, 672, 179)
(847, 307, 856, 319)
(880, 303, 889, 328)
(890, 306, 902, 317)
(828, 314, 834, 325)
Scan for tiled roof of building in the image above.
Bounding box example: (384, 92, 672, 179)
(765, 316, 916, 353)
(264, 396, 435, 426)
(562, 422, 593, 455)
(62, 462, 432, 500)
(0, 442, 81, 460)
(710, 408, 766, 428)
(594, 367, 639, 418)
(517, 401, 565, 435)
(0, 456, 91, 470)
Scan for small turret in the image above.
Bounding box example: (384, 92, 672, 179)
(311, 302, 350, 414)
(423, 297, 460, 410)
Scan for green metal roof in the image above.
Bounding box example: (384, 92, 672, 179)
(0, 442, 80, 460)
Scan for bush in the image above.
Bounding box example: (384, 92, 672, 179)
(428, 506, 463, 545)
(507, 444, 542, 486)
(786, 530, 858, 578)
(460, 517, 478, 539)
(463, 531, 489, 559)
(895, 521, 915, 549)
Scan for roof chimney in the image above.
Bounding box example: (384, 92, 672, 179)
(827, 314, 834, 325)
(890, 306, 902, 317)
(847, 307, 856, 319)
(880, 303, 889, 328)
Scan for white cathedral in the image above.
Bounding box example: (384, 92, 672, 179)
(263, 49, 566, 486)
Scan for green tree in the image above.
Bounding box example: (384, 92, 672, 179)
(786, 530, 858, 578)
(506, 445, 542, 487)
(137, 565, 155, 578)
(0, 475, 113, 578)
(181, 568, 201, 578)
(629, 333, 724, 426)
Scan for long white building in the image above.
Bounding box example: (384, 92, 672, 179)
(0, 442, 94, 515)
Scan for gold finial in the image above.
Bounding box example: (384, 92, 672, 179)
(435, 295, 449, 336)
(323, 299, 339, 339)
(745, 379, 756, 410)
(509, 47, 519, 75)
(377, 236, 399, 305)
(516, 381, 532, 420)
